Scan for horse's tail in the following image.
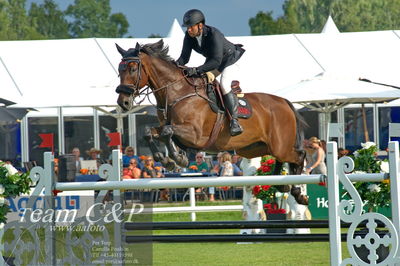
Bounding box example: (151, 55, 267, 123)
(285, 99, 308, 150)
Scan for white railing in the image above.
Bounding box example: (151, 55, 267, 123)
(1, 141, 399, 265)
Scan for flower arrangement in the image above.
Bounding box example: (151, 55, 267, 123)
(0, 161, 32, 224)
(345, 142, 390, 211)
(252, 155, 286, 214)
(80, 168, 89, 175)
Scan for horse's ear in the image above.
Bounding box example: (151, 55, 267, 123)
(135, 42, 141, 51)
(116, 43, 126, 56)
(154, 39, 164, 50)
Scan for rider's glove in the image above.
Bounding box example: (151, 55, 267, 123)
(184, 67, 198, 77)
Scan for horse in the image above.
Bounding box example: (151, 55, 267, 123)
(115, 39, 307, 176)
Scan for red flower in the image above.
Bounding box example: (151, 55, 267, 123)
(261, 185, 271, 191)
(263, 203, 272, 209)
(266, 159, 275, 165)
(318, 182, 326, 186)
(266, 208, 286, 214)
(252, 185, 261, 195)
(261, 165, 271, 173)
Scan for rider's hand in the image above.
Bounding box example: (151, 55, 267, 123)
(184, 67, 198, 77)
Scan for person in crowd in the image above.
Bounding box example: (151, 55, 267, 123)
(305, 137, 327, 175)
(231, 154, 243, 176)
(122, 146, 142, 169)
(142, 156, 168, 201)
(123, 158, 142, 179)
(220, 152, 234, 176)
(86, 147, 105, 168)
(176, 9, 245, 136)
(338, 148, 349, 158)
(71, 147, 83, 176)
(188, 152, 209, 172)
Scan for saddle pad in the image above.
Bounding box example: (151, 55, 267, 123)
(237, 95, 252, 119)
(206, 84, 252, 119)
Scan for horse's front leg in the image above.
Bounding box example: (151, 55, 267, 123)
(143, 126, 177, 171)
(159, 125, 189, 168)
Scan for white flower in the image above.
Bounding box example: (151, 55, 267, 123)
(353, 151, 359, 158)
(361, 142, 376, 149)
(0, 223, 4, 229)
(367, 183, 381, 193)
(380, 161, 389, 173)
(0, 185, 4, 195)
(4, 164, 18, 176)
(0, 197, 4, 206)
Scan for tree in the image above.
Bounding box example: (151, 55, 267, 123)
(0, 0, 40, 40)
(65, 0, 129, 38)
(249, 0, 400, 35)
(28, 0, 69, 39)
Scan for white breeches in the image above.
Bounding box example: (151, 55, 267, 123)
(219, 62, 240, 95)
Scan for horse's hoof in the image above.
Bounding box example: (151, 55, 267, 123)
(294, 195, 309, 205)
(165, 161, 177, 171)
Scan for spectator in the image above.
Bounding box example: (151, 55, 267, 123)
(305, 137, 327, 175)
(220, 152, 234, 176)
(209, 152, 224, 201)
(123, 146, 142, 169)
(86, 148, 105, 168)
(142, 156, 168, 201)
(123, 158, 141, 179)
(71, 147, 83, 176)
(188, 152, 209, 172)
(338, 148, 349, 158)
(231, 154, 243, 176)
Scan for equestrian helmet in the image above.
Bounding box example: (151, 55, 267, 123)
(182, 9, 205, 27)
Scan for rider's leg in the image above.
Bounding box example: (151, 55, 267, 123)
(220, 63, 243, 136)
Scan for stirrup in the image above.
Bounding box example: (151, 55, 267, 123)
(230, 120, 243, 136)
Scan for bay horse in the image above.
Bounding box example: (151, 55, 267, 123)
(115, 40, 306, 177)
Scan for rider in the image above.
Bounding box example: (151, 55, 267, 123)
(176, 9, 245, 136)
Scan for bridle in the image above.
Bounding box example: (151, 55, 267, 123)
(115, 52, 213, 120)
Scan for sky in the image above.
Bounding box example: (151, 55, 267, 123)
(27, 0, 286, 37)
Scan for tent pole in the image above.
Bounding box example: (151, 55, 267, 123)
(361, 104, 370, 142)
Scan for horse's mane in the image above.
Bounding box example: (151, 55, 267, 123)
(141, 40, 174, 64)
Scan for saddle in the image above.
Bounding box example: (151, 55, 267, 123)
(206, 80, 252, 119)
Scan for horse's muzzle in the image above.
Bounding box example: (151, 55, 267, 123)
(115, 84, 135, 95)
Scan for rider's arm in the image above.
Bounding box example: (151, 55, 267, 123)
(196, 30, 223, 74)
(176, 34, 192, 66)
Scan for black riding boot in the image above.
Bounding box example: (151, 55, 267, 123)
(224, 91, 243, 136)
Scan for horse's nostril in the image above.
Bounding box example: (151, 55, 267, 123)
(124, 101, 129, 106)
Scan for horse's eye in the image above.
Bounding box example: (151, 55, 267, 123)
(129, 65, 137, 75)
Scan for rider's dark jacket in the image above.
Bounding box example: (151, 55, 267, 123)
(177, 25, 245, 74)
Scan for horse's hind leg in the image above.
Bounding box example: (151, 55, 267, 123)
(289, 150, 308, 205)
(273, 161, 291, 192)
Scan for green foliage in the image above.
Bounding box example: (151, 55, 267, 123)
(0, 161, 32, 223)
(28, 0, 69, 39)
(0, 0, 130, 40)
(348, 142, 390, 211)
(249, 0, 400, 35)
(65, 0, 129, 38)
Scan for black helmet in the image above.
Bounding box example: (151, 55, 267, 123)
(182, 9, 205, 27)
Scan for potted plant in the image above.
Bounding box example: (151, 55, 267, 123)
(252, 155, 287, 233)
(342, 142, 390, 263)
(0, 161, 32, 264)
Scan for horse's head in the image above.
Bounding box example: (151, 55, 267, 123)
(115, 42, 150, 111)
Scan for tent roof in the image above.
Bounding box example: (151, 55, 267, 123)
(2, 17, 400, 110)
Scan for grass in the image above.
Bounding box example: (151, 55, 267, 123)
(124, 200, 351, 266)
